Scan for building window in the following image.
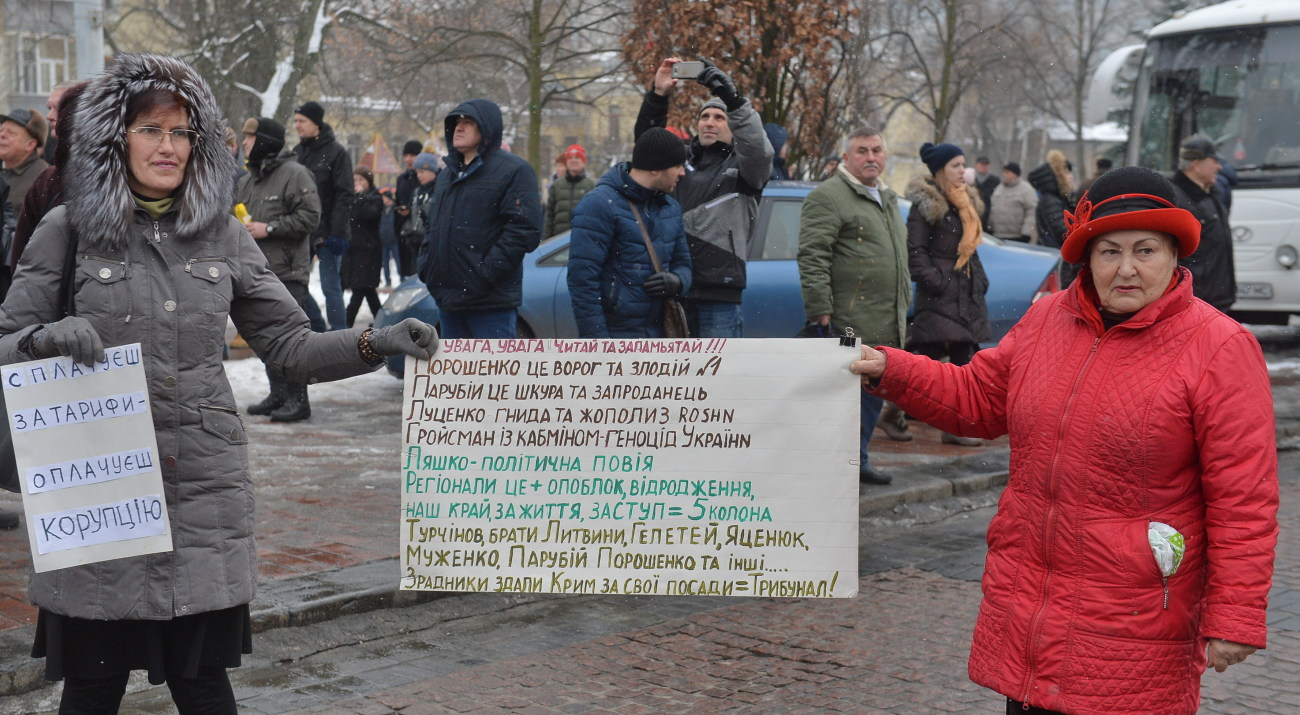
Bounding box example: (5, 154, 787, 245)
(16, 35, 71, 95)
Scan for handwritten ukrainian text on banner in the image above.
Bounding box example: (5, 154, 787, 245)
(3, 344, 171, 572)
(400, 339, 859, 598)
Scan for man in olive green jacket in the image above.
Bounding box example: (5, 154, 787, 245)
(797, 126, 909, 485)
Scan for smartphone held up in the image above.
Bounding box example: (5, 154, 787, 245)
(671, 60, 706, 80)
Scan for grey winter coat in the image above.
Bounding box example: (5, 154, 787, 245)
(234, 147, 321, 285)
(987, 178, 1037, 241)
(634, 92, 773, 303)
(904, 177, 991, 346)
(0, 53, 377, 621)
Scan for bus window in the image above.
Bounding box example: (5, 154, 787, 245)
(1137, 23, 1300, 177)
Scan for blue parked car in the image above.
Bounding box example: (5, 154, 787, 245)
(375, 181, 1063, 376)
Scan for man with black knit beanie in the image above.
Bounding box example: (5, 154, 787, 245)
(567, 127, 692, 338)
(633, 57, 773, 338)
(292, 100, 354, 332)
(236, 117, 323, 422)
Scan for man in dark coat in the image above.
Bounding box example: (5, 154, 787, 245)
(292, 100, 353, 331)
(417, 99, 542, 338)
(1172, 135, 1237, 311)
(972, 156, 998, 228)
(567, 128, 692, 338)
(236, 116, 323, 421)
(394, 138, 423, 273)
(634, 58, 773, 338)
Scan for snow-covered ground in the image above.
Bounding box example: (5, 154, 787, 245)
(223, 260, 397, 402)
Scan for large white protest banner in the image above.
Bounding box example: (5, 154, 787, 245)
(3, 344, 171, 572)
(400, 338, 859, 598)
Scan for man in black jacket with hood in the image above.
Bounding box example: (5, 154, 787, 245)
(292, 100, 354, 331)
(634, 58, 772, 338)
(417, 99, 541, 338)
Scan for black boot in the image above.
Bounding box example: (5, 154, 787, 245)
(248, 367, 288, 416)
(270, 383, 310, 422)
(0, 509, 19, 530)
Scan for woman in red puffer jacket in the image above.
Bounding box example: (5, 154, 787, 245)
(851, 166, 1278, 715)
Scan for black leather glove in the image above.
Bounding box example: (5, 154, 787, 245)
(367, 318, 439, 360)
(643, 271, 683, 298)
(695, 59, 744, 111)
(31, 316, 104, 367)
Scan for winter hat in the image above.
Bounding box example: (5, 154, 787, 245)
(700, 97, 728, 117)
(1060, 166, 1201, 264)
(402, 139, 423, 156)
(412, 152, 440, 173)
(0, 107, 48, 148)
(632, 127, 687, 171)
(920, 142, 963, 175)
(241, 116, 285, 163)
(294, 100, 325, 128)
(1180, 135, 1221, 162)
(564, 144, 586, 162)
(975, 156, 991, 165)
(1003, 162, 1021, 176)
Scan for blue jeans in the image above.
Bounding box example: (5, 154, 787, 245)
(290, 279, 326, 333)
(382, 237, 399, 286)
(687, 300, 743, 338)
(317, 247, 346, 331)
(439, 308, 517, 339)
(861, 391, 883, 470)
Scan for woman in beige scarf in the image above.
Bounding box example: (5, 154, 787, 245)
(901, 142, 991, 446)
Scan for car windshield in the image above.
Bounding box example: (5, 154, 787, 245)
(1135, 22, 1300, 187)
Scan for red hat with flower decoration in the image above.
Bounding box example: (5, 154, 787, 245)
(1060, 166, 1201, 264)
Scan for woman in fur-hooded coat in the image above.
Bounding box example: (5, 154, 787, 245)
(0, 53, 424, 708)
(1028, 149, 1075, 249)
(905, 142, 991, 360)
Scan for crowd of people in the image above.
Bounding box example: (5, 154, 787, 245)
(0, 51, 1276, 715)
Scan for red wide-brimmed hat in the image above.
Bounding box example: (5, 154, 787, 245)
(1060, 166, 1201, 264)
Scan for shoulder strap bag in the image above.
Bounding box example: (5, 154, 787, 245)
(626, 199, 690, 339)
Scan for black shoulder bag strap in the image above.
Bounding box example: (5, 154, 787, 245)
(626, 199, 665, 273)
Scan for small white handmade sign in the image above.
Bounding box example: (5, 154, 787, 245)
(3, 344, 171, 572)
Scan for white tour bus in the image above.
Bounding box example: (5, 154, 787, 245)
(1128, 0, 1300, 323)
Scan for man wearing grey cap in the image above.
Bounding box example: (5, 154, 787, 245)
(0, 107, 48, 302)
(1171, 135, 1236, 311)
(0, 107, 48, 207)
(633, 58, 772, 338)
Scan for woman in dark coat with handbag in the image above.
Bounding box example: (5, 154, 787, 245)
(343, 165, 384, 327)
(903, 142, 990, 446)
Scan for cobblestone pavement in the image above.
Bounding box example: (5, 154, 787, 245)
(11, 450, 1290, 714)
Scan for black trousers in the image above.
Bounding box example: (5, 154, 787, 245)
(59, 666, 236, 715)
(346, 288, 382, 327)
(911, 339, 979, 367)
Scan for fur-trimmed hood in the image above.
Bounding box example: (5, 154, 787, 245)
(66, 53, 236, 249)
(1027, 150, 1073, 201)
(904, 176, 983, 224)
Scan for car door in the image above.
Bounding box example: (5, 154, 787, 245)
(742, 196, 807, 337)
